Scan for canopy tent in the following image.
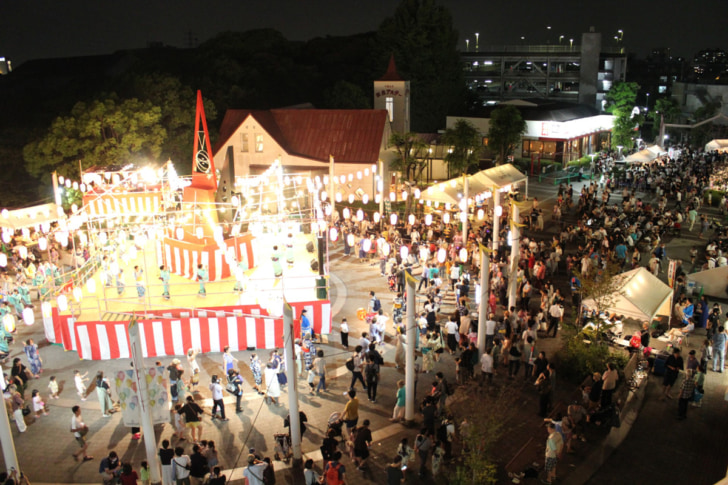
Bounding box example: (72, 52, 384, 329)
(419, 163, 528, 205)
(582, 267, 673, 323)
(687, 265, 728, 298)
(0, 203, 63, 231)
(624, 145, 666, 164)
(705, 139, 728, 153)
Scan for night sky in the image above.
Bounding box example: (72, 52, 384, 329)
(2, 0, 727, 66)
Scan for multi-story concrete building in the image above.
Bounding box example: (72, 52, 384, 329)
(462, 30, 627, 111)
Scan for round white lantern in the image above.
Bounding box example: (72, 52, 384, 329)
(57, 294, 68, 312)
(400, 245, 409, 260)
(390, 213, 397, 225)
(437, 248, 447, 263)
(459, 248, 468, 262)
(22, 308, 34, 326)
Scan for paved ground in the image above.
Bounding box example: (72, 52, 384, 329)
(1, 174, 727, 484)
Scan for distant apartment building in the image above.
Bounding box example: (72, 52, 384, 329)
(0, 57, 11, 75)
(462, 30, 627, 111)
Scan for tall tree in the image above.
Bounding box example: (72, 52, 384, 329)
(376, 0, 465, 132)
(649, 97, 681, 143)
(23, 96, 166, 185)
(388, 131, 430, 182)
(605, 81, 642, 150)
(442, 119, 482, 177)
(486, 105, 527, 164)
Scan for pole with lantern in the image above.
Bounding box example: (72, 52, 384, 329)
(477, 243, 490, 357)
(492, 190, 502, 254)
(507, 203, 520, 311)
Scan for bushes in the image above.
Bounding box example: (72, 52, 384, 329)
(703, 189, 725, 207)
(554, 335, 629, 385)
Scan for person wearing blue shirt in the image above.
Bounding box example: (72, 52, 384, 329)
(196, 264, 208, 296)
(159, 265, 171, 300)
(300, 309, 313, 339)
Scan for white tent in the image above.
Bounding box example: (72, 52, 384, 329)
(624, 145, 666, 164)
(687, 265, 728, 298)
(582, 267, 673, 322)
(705, 139, 728, 153)
(0, 203, 63, 231)
(419, 163, 528, 205)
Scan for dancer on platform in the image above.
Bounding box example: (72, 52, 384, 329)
(233, 256, 248, 292)
(134, 266, 145, 300)
(196, 264, 208, 297)
(159, 265, 170, 300)
(272, 246, 283, 278)
(286, 234, 295, 267)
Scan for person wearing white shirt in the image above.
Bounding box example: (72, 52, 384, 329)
(209, 377, 228, 421)
(485, 314, 497, 349)
(480, 350, 493, 384)
(243, 454, 268, 485)
(172, 447, 191, 482)
(445, 318, 459, 354)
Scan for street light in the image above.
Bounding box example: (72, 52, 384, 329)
(569, 38, 574, 49)
(559, 35, 564, 44)
(616, 145, 624, 159)
(465, 39, 470, 52)
(475, 32, 479, 52)
(646, 92, 650, 109)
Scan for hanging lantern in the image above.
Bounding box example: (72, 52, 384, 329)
(3, 314, 15, 333)
(41, 302, 52, 319)
(72, 181, 79, 190)
(390, 213, 397, 225)
(459, 248, 468, 262)
(375, 194, 381, 204)
(213, 226, 224, 243)
(434, 201, 439, 208)
(363, 238, 372, 252)
(425, 214, 433, 226)
(372, 164, 377, 173)
(58, 176, 65, 185)
(99, 232, 108, 244)
(348, 194, 355, 204)
(18, 246, 27, 260)
(437, 248, 447, 263)
(321, 191, 327, 201)
(400, 245, 409, 260)
(389, 192, 396, 202)
(364, 168, 370, 176)
(443, 213, 450, 224)
(495, 205, 503, 217)
(414, 188, 421, 199)
(80, 183, 86, 192)
(196, 226, 204, 239)
(402, 191, 408, 201)
(356, 209, 364, 221)
(87, 278, 96, 294)
(373, 212, 381, 223)
(21, 228, 29, 239)
(73, 287, 83, 302)
(477, 209, 485, 220)
(325, 205, 332, 216)
(0, 209, 7, 219)
(41, 222, 50, 233)
(57, 294, 68, 312)
(408, 214, 415, 225)
(329, 228, 338, 242)
(64, 178, 71, 188)
(382, 242, 390, 256)
(176, 227, 185, 240)
(1, 232, 10, 244)
(343, 208, 351, 219)
(460, 212, 467, 222)
(348, 174, 354, 182)
(79, 232, 88, 246)
(38, 237, 48, 251)
(362, 194, 369, 205)
(335, 192, 342, 203)
(419, 246, 429, 261)
(347, 234, 355, 247)
(357, 171, 363, 180)
(507, 230, 513, 246)
(339, 175, 346, 184)
(0, 253, 7, 267)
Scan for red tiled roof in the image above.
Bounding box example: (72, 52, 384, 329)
(214, 109, 388, 164)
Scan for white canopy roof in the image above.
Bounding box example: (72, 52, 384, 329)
(687, 265, 728, 298)
(705, 139, 728, 153)
(419, 163, 527, 205)
(624, 145, 666, 164)
(0, 203, 63, 230)
(582, 267, 673, 322)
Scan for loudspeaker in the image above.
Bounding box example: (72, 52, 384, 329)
(306, 241, 315, 253)
(310, 259, 319, 272)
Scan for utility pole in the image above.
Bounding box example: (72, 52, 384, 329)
(329, 155, 335, 221)
(404, 271, 416, 422)
(477, 245, 490, 356)
(283, 302, 302, 463)
(507, 204, 520, 311)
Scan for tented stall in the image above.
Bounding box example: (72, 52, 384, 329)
(419, 163, 528, 205)
(0, 203, 63, 230)
(687, 265, 728, 298)
(582, 268, 673, 323)
(705, 139, 728, 153)
(623, 145, 666, 164)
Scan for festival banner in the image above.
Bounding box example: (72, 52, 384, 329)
(114, 365, 169, 426)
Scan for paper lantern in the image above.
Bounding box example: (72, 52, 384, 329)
(389, 192, 396, 202)
(414, 188, 421, 199)
(348, 194, 354, 204)
(57, 295, 68, 312)
(22, 308, 34, 326)
(38, 237, 48, 251)
(213, 226, 224, 243)
(321, 191, 327, 201)
(419, 246, 429, 261)
(329, 228, 338, 242)
(79, 233, 88, 246)
(336, 193, 342, 203)
(507, 230, 513, 247)
(73, 287, 83, 302)
(362, 194, 369, 205)
(41, 222, 50, 233)
(495, 205, 502, 217)
(347, 234, 355, 247)
(18, 246, 27, 260)
(356, 209, 364, 221)
(3, 314, 15, 333)
(437, 248, 447, 263)
(408, 214, 415, 225)
(64, 178, 71, 188)
(41, 302, 52, 319)
(196, 226, 204, 239)
(80, 183, 86, 192)
(363, 238, 372, 252)
(0, 209, 7, 218)
(71, 204, 78, 213)
(99, 232, 108, 244)
(371, 164, 377, 173)
(390, 213, 397, 225)
(459, 248, 468, 262)
(58, 176, 65, 185)
(339, 175, 346, 184)
(443, 213, 450, 224)
(343, 208, 351, 219)
(375, 194, 381, 204)
(87, 278, 96, 294)
(400, 245, 409, 260)
(382, 242, 390, 256)
(373, 212, 380, 223)
(402, 191, 408, 201)
(325, 205, 332, 216)
(1, 232, 10, 244)
(348, 174, 354, 182)
(21, 228, 29, 238)
(357, 171, 362, 180)
(477, 209, 484, 220)
(0, 253, 7, 267)
(460, 212, 467, 222)
(176, 227, 185, 240)
(425, 214, 433, 226)
(364, 168, 370, 176)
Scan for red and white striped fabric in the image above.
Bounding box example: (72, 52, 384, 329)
(49, 301, 331, 360)
(83, 192, 163, 218)
(158, 234, 255, 282)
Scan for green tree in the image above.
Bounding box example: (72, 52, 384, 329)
(486, 105, 527, 164)
(605, 82, 642, 150)
(23, 96, 166, 184)
(376, 0, 465, 132)
(323, 81, 371, 109)
(649, 97, 681, 142)
(690, 101, 723, 147)
(388, 131, 430, 182)
(442, 119, 482, 177)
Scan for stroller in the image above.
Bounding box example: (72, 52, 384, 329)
(273, 433, 292, 462)
(327, 412, 344, 441)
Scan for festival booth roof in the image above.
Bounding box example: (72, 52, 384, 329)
(705, 139, 728, 153)
(624, 145, 666, 164)
(0, 203, 63, 230)
(582, 267, 673, 323)
(419, 164, 527, 205)
(687, 265, 728, 299)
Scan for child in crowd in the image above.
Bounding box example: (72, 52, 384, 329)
(47, 375, 59, 399)
(140, 460, 150, 485)
(190, 368, 200, 393)
(173, 403, 186, 440)
(31, 389, 48, 417)
(74, 370, 88, 401)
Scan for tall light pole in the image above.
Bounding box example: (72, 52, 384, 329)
(477, 245, 490, 357)
(646, 92, 651, 110)
(507, 203, 520, 312)
(569, 38, 574, 49)
(404, 272, 416, 423)
(559, 35, 564, 45)
(475, 32, 480, 52)
(283, 302, 302, 463)
(465, 39, 470, 52)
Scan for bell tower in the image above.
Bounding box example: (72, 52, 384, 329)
(373, 54, 410, 134)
